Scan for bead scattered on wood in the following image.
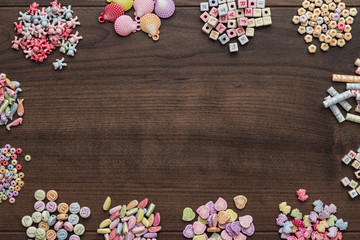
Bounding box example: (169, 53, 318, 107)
(292, 0, 357, 54)
(99, 0, 175, 41)
(21, 189, 90, 240)
(0, 73, 24, 131)
(323, 58, 360, 124)
(11, 1, 83, 70)
(340, 147, 360, 198)
(97, 196, 161, 240)
(199, 0, 272, 53)
(277, 193, 348, 240)
(182, 196, 256, 239)
(0, 144, 29, 204)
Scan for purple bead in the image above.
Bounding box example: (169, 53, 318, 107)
(4, 144, 11, 150)
(332, 13, 340, 21)
(4, 183, 10, 188)
(13, 191, 19, 197)
(335, 8, 342, 14)
(306, 26, 314, 34)
(207, 214, 214, 227)
(205, 201, 216, 214)
(7, 176, 13, 181)
(0, 112, 7, 123)
(322, 24, 328, 33)
(299, 15, 307, 23)
(325, 204, 337, 214)
(7, 192, 13, 198)
(319, 210, 330, 220)
(226, 223, 235, 236)
(231, 221, 242, 235)
(125, 231, 134, 240)
(241, 223, 255, 236)
(183, 224, 195, 238)
(46, 201, 58, 213)
(276, 213, 288, 227)
(0, 155, 5, 160)
(34, 200, 46, 212)
(309, 211, 318, 223)
(328, 227, 338, 238)
(143, 232, 157, 238)
(10, 180, 16, 186)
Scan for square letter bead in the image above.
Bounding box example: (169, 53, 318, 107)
(207, 16, 219, 27)
(218, 0, 227, 3)
(209, 30, 220, 40)
(355, 153, 360, 161)
(218, 3, 228, 16)
(200, 2, 209, 11)
(228, 10, 236, 19)
(209, 0, 218, 7)
(255, 17, 264, 26)
(238, 17, 248, 26)
(349, 189, 358, 198)
(236, 9, 244, 18)
(228, 2, 237, 10)
(248, 0, 257, 8)
(341, 177, 350, 186)
(350, 180, 358, 189)
(245, 8, 253, 17)
(253, 8, 262, 17)
(218, 33, 230, 45)
(215, 22, 227, 33)
(227, 19, 237, 28)
(202, 22, 213, 34)
(237, 0, 247, 8)
(219, 15, 228, 23)
(209, 7, 218, 17)
(236, 27, 245, 36)
(352, 160, 360, 170)
(348, 150, 357, 159)
(200, 12, 210, 22)
(229, 42, 239, 52)
(263, 16, 272, 25)
(257, 0, 265, 8)
(246, 27, 255, 37)
(342, 155, 352, 165)
(247, 18, 255, 27)
(262, 7, 271, 16)
(238, 34, 249, 45)
(226, 28, 237, 38)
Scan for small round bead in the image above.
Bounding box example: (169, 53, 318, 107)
(16, 148, 22, 154)
(24, 155, 31, 162)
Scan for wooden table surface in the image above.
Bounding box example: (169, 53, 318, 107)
(1, 0, 360, 239)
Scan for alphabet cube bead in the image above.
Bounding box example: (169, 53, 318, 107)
(356, 153, 360, 161)
(262, 7, 271, 16)
(238, 34, 249, 45)
(348, 150, 357, 159)
(210, 7, 218, 17)
(236, 27, 245, 36)
(219, 33, 230, 45)
(247, 18, 255, 27)
(218, 3, 228, 16)
(218, 0, 227, 3)
(202, 23, 213, 34)
(227, 19, 237, 28)
(208, 16, 219, 27)
(209, 30, 220, 40)
(263, 16, 272, 25)
(246, 27, 254, 37)
(341, 177, 350, 186)
(226, 28, 237, 38)
(348, 189, 358, 198)
(238, 17, 248, 26)
(237, 0, 247, 8)
(342, 155, 352, 165)
(355, 170, 360, 179)
(255, 17, 264, 27)
(219, 15, 228, 22)
(201, 2, 210, 11)
(356, 186, 360, 194)
(352, 160, 360, 170)
(252, 9, 261, 18)
(209, 0, 218, 7)
(349, 180, 358, 189)
(229, 42, 239, 52)
(228, 2, 237, 11)
(357, 146, 360, 152)
(245, 8, 253, 17)
(236, 9, 244, 17)
(215, 22, 227, 33)
(228, 10, 236, 19)
(257, 0, 265, 8)
(248, 0, 257, 8)
(200, 12, 211, 22)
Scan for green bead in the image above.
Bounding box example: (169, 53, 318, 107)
(146, 203, 155, 217)
(126, 207, 138, 216)
(120, 205, 126, 218)
(0, 100, 9, 113)
(5, 106, 11, 116)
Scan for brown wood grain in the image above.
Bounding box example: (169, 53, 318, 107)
(0, 3, 360, 240)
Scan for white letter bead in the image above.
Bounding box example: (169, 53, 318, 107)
(262, 8, 271, 16)
(202, 23, 213, 34)
(229, 42, 239, 52)
(246, 27, 255, 37)
(257, 0, 265, 8)
(238, 34, 249, 45)
(263, 16, 272, 25)
(219, 34, 230, 45)
(200, 2, 210, 11)
(255, 17, 264, 27)
(342, 155, 352, 165)
(341, 177, 350, 186)
(209, 30, 220, 40)
(209, 0, 218, 7)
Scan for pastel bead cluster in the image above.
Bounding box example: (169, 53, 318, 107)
(0, 144, 28, 204)
(277, 197, 348, 240)
(182, 195, 255, 240)
(340, 146, 360, 198)
(292, 0, 357, 54)
(11, 1, 82, 69)
(99, 0, 175, 41)
(21, 189, 91, 240)
(200, 0, 272, 53)
(324, 58, 360, 124)
(97, 196, 161, 240)
(0, 73, 24, 131)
